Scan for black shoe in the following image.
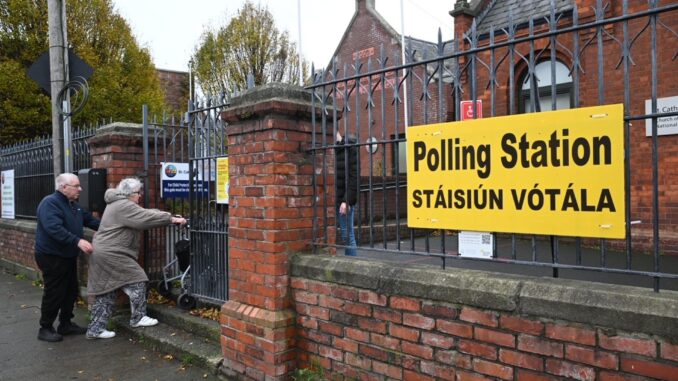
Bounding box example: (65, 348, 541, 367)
(38, 327, 63, 342)
(57, 322, 87, 335)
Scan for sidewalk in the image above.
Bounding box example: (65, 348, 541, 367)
(0, 269, 223, 381)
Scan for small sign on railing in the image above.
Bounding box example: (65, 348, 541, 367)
(216, 157, 229, 204)
(459, 231, 493, 258)
(460, 100, 483, 121)
(1, 170, 15, 219)
(160, 162, 208, 198)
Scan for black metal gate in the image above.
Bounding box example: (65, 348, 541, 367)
(186, 99, 229, 304)
(143, 98, 229, 305)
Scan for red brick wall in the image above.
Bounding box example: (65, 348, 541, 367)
(0, 221, 38, 270)
(0, 220, 94, 283)
(291, 256, 678, 381)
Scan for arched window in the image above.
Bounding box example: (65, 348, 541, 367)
(519, 60, 573, 113)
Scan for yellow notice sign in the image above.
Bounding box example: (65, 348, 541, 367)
(216, 157, 229, 204)
(407, 104, 625, 238)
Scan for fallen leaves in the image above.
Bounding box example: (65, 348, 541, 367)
(147, 288, 175, 306)
(188, 307, 219, 321)
(148, 287, 219, 321)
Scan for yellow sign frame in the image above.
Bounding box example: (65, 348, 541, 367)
(216, 157, 229, 204)
(406, 104, 625, 238)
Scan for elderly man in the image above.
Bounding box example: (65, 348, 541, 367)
(35, 173, 100, 342)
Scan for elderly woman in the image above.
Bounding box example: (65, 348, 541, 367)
(86, 178, 186, 339)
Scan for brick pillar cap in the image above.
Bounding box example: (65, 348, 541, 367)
(222, 82, 336, 123)
(96, 122, 143, 135)
(232, 82, 309, 106)
(88, 122, 147, 147)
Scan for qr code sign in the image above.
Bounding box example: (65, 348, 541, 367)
(481, 234, 491, 245)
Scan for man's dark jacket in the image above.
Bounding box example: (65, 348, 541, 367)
(35, 191, 100, 258)
(335, 136, 359, 207)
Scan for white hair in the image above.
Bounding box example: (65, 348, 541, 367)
(55, 173, 78, 190)
(116, 177, 142, 196)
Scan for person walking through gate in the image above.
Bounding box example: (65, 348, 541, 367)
(86, 178, 186, 339)
(336, 131, 359, 256)
(35, 173, 100, 342)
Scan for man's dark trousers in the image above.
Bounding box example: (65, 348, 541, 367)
(35, 254, 78, 328)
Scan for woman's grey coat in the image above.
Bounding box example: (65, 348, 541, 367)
(87, 189, 172, 296)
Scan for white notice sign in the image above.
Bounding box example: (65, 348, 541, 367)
(645, 95, 678, 136)
(1, 170, 15, 219)
(458, 231, 493, 258)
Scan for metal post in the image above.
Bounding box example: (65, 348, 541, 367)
(47, 0, 66, 175)
(400, 0, 408, 129)
(62, 100, 72, 173)
(142, 105, 149, 208)
(297, 0, 303, 86)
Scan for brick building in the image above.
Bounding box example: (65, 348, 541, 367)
(322, 0, 454, 178)
(156, 68, 189, 112)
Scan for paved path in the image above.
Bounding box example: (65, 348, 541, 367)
(0, 269, 222, 381)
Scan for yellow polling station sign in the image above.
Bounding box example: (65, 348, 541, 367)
(407, 104, 625, 238)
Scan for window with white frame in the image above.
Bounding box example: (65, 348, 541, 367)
(519, 60, 573, 113)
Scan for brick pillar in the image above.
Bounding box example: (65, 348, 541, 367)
(219, 83, 325, 381)
(87, 122, 164, 272)
(87, 122, 163, 209)
(88, 122, 146, 188)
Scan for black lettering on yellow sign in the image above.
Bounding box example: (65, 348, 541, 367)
(501, 129, 612, 169)
(412, 139, 491, 178)
(411, 186, 503, 209)
(411, 184, 615, 212)
(510, 184, 615, 211)
(412, 129, 612, 180)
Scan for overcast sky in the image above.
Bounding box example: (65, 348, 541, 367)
(111, 0, 456, 72)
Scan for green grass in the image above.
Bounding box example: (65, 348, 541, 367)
(292, 368, 327, 381)
(181, 354, 196, 366)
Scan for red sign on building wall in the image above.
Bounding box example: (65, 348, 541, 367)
(460, 100, 483, 120)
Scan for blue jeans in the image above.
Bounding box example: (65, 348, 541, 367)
(337, 205, 357, 256)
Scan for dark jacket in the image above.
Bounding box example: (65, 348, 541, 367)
(35, 191, 100, 258)
(335, 136, 359, 207)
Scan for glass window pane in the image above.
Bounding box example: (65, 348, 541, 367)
(524, 92, 571, 112)
(522, 61, 571, 90)
(398, 142, 407, 174)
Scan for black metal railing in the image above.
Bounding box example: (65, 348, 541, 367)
(0, 126, 96, 218)
(309, 0, 678, 292)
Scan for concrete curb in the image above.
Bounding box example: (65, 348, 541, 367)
(112, 311, 224, 376)
(148, 303, 221, 342)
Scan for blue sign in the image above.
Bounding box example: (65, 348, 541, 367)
(161, 163, 208, 198)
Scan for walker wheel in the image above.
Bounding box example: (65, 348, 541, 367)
(177, 293, 196, 310)
(156, 281, 173, 298)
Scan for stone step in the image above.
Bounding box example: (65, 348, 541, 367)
(147, 303, 221, 342)
(111, 306, 223, 376)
